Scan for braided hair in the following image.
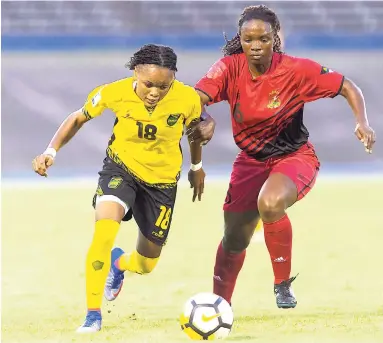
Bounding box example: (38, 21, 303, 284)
(126, 44, 178, 71)
(222, 5, 283, 56)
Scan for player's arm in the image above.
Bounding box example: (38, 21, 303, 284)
(298, 59, 375, 154)
(187, 58, 231, 144)
(188, 119, 203, 166)
(340, 78, 376, 153)
(186, 90, 216, 145)
(47, 108, 90, 153)
(186, 93, 206, 202)
(32, 85, 107, 177)
(187, 119, 205, 202)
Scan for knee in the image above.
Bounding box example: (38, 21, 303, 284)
(257, 193, 286, 222)
(223, 227, 251, 253)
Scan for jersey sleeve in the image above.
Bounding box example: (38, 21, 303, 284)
(82, 84, 108, 119)
(184, 89, 202, 127)
(296, 58, 344, 102)
(195, 57, 231, 105)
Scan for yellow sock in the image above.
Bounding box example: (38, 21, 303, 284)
(86, 219, 120, 310)
(255, 219, 263, 232)
(116, 250, 159, 274)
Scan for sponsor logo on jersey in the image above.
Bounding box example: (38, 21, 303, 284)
(91, 91, 102, 107)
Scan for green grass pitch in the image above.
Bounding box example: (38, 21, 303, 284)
(2, 178, 383, 343)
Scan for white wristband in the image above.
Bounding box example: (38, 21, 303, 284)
(190, 161, 202, 171)
(43, 147, 57, 159)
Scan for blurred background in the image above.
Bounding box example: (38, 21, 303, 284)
(2, 0, 383, 179)
(3, 4, 383, 342)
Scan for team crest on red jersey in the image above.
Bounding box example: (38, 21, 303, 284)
(267, 90, 281, 109)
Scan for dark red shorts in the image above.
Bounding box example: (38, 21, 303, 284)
(223, 143, 320, 212)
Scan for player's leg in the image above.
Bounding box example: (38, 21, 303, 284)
(258, 172, 298, 308)
(213, 152, 269, 304)
(104, 230, 162, 302)
(77, 159, 136, 333)
(106, 183, 176, 299)
(213, 210, 260, 304)
(78, 201, 125, 333)
(111, 230, 162, 276)
(258, 143, 319, 308)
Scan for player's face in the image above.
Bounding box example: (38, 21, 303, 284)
(135, 65, 175, 107)
(240, 19, 274, 66)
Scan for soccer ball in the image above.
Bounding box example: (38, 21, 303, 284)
(180, 292, 234, 340)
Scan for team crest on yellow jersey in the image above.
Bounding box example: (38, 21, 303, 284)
(267, 90, 281, 109)
(167, 114, 181, 126)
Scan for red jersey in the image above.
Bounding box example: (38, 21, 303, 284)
(195, 53, 344, 160)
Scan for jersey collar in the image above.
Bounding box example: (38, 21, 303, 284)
(248, 52, 282, 82)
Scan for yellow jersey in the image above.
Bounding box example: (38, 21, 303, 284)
(82, 77, 201, 186)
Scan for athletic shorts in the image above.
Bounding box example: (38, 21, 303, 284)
(92, 157, 177, 246)
(223, 143, 320, 212)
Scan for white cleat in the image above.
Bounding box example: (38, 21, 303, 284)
(76, 312, 102, 333)
(104, 268, 124, 301)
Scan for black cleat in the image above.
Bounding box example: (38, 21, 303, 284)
(274, 275, 298, 309)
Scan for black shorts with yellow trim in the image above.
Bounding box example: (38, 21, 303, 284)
(92, 157, 177, 246)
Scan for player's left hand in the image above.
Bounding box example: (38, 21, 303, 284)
(354, 122, 376, 154)
(186, 117, 216, 146)
(188, 168, 206, 202)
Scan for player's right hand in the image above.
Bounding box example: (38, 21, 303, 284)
(32, 154, 55, 177)
(186, 115, 216, 146)
(354, 122, 376, 154)
(188, 168, 206, 202)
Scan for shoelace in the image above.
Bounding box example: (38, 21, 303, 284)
(83, 314, 101, 327)
(277, 274, 298, 297)
(106, 271, 123, 289)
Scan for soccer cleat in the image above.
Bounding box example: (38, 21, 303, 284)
(76, 310, 102, 333)
(104, 247, 125, 301)
(274, 275, 298, 309)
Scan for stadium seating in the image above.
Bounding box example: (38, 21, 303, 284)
(2, 1, 383, 35)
